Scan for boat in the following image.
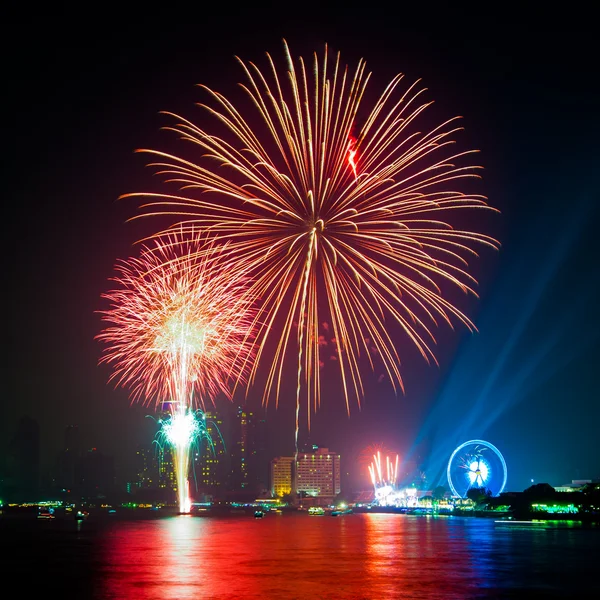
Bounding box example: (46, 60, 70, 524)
(494, 519, 548, 528)
(37, 507, 55, 520)
(308, 506, 325, 516)
(331, 508, 353, 517)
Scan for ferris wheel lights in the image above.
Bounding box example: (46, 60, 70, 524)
(447, 439, 508, 498)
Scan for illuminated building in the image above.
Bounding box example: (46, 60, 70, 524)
(157, 445, 176, 492)
(193, 410, 227, 496)
(554, 479, 594, 492)
(270, 456, 294, 497)
(296, 447, 341, 505)
(134, 445, 159, 490)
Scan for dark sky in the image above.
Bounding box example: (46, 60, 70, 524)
(3, 20, 598, 493)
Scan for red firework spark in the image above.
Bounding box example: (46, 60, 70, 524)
(96, 229, 257, 410)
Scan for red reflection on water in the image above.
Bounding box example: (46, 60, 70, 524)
(96, 512, 379, 599)
(96, 512, 486, 599)
(157, 516, 214, 599)
(97, 515, 264, 599)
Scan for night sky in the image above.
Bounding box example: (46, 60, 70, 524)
(4, 20, 598, 493)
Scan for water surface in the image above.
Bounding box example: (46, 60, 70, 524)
(3, 512, 598, 599)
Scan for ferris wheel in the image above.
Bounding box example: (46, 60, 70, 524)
(447, 439, 507, 498)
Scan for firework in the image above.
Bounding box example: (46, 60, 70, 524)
(96, 230, 256, 410)
(367, 451, 422, 508)
(153, 410, 224, 513)
(97, 229, 256, 511)
(358, 443, 397, 469)
(368, 451, 399, 507)
(368, 451, 399, 489)
(121, 40, 499, 451)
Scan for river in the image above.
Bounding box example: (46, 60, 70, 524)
(2, 510, 598, 598)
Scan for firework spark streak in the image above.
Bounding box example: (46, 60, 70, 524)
(121, 40, 500, 450)
(368, 451, 399, 489)
(97, 230, 255, 511)
(368, 451, 403, 507)
(158, 410, 201, 513)
(153, 410, 223, 513)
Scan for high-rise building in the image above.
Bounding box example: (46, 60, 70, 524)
(55, 424, 82, 492)
(77, 447, 116, 499)
(230, 406, 268, 494)
(134, 445, 160, 490)
(157, 446, 176, 492)
(129, 444, 177, 504)
(296, 447, 341, 504)
(192, 410, 228, 497)
(270, 456, 295, 497)
(64, 424, 81, 455)
(270, 447, 342, 503)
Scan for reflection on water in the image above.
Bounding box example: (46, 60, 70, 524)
(2, 512, 598, 599)
(364, 514, 479, 597)
(94, 513, 598, 599)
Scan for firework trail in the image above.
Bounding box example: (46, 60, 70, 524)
(368, 451, 399, 489)
(121, 40, 500, 459)
(152, 409, 226, 508)
(358, 443, 397, 470)
(97, 229, 256, 512)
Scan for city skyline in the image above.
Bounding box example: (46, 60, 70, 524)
(3, 412, 352, 502)
(3, 25, 598, 495)
(1, 402, 592, 502)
